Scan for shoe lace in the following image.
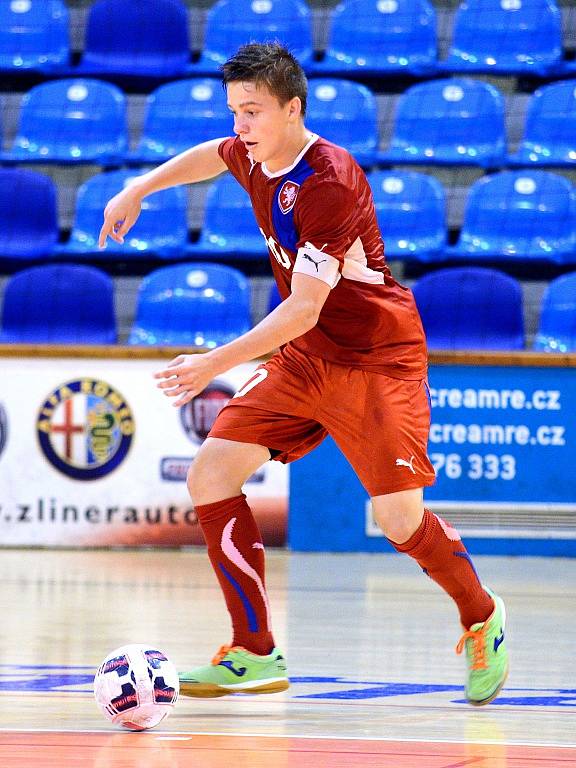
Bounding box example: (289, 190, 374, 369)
(455, 626, 487, 671)
(211, 644, 242, 666)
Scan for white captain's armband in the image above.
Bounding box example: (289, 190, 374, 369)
(293, 241, 341, 288)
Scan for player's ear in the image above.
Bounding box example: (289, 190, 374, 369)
(288, 96, 302, 121)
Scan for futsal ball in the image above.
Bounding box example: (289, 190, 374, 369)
(94, 644, 179, 731)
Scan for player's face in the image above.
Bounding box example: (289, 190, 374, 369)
(227, 81, 304, 172)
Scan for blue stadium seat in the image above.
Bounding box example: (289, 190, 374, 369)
(76, 0, 190, 78)
(7, 79, 127, 165)
(450, 170, 576, 264)
(381, 78, 506, 167)
(0, 264, 117, 344)
(189, 174, 265, 258)
(0, 168, 58, 260)
(0, 0, 70, 74)
(412, 267, 524, 350)
(306, 80, 379, 166)
(194, 0, 314, 74)
(130, 79, 232, 164)
(129, 262, 251, 347)
(533, 272, 576, 352)
(508, 80, 576, 167)
(368, 170, 447, 261)
(65, 170, 188, 257)
(313, 0, 437, 76)
(442, 0, 562, 76)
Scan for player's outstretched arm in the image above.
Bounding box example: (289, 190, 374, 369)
(98, 138, 229, 248)
(155, 273, 331, 407)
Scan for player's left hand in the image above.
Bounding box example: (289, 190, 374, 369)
(154, 353, 217, 407)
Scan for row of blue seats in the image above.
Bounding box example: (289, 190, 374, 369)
(1, 0, 575, 79)
(2, 76, 576, 169)
(1, 262, 574, 352)
(2, 167, 576, 265)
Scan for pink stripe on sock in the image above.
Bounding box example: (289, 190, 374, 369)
(221, 518, 272, 632)
(435, 513, 462, 542)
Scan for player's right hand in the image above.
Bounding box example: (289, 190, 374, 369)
(154, 353, 220, 408)
(98, 186, 143, 248)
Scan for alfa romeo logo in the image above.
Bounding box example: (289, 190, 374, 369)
(37, 378, 134, 480)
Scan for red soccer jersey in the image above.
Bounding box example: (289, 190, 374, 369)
(218, 134, 428, 379)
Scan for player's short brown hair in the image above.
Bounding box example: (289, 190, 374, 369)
(221, 42, 308, 116)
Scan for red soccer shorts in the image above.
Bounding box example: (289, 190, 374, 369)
(209, 343, 436, 497)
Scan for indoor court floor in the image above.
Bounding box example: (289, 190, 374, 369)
(0, 548, 574, 767)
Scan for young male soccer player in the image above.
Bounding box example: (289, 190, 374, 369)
(99, 42, 508, 706)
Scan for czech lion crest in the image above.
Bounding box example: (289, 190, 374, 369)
(278, 180, 300, 214)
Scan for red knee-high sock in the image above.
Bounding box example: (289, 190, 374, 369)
(194, 493, 275, 655)
(391, 508, 494, 629)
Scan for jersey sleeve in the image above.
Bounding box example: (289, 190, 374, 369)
(292, 180, 359, 288)
(217, 136, 252, 191)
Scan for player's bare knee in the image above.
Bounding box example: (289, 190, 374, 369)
(371, 489, 425, 544)
(186, 444, 234, 503)
(187, 438, 268, 505)
(186, 456, 204, 503)
(377, 514, 419, 545)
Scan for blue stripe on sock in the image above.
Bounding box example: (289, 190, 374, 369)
(454, 550, 481, 583)
(219, 562, 259, 632)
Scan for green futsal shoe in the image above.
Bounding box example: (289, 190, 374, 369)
(456, 587, 509, 706)
(179, 645, 289, 698)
